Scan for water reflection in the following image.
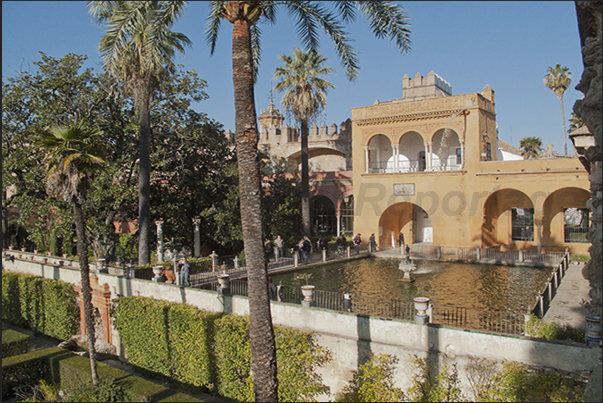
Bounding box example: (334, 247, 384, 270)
(271, 258, 552, 312)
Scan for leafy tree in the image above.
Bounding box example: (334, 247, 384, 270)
(205, 2, 411, 400)
(568, 111, 584, 134)
(2, 53, 133, 255)
(519, 136, 543, 160)
(89, 1, 191, 265)
(149, 66, 240, 254)
(544, 64, 572, 156)
(273, 48, 335, 236)
(39, 123, 106, 386)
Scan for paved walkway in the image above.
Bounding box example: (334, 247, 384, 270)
(544, 262, 592, 329)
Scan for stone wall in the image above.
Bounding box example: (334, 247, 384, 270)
(574, 2, 602, 401)
(3, 256, 601, 400)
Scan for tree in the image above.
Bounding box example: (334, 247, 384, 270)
(88, 1, 191, 265)
(39, 123, 106, 386)
(205, 2, 411, 400)
(519, 136, 543, 160)
(544, 64, 572, 156)
(273, 48, 335, 237)
(568, 111, 584, 134)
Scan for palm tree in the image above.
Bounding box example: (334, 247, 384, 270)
(88, 1, 191, 265)
(568, 112, 584, 133)
(544, 64, 572, 156)
(273, 48, 335, 237)
(39, 124, 106, 386)
(519, 136, 543, 160)
(205, 2, 411, 400)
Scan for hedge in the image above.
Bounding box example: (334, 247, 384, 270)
(2, 271, 79, 340)
(1, 326, 31, 358)
(1, 346, 204, 402)
(112, 296, 332, 402)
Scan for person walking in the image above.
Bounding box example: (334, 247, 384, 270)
(353, 233, 362, 254)
(336, 233, 346, 258)
(398, 231, 404, 248)
(369, 233, 377, 253)
(268, 276, 277, 301)
(274, 235, 284, 258)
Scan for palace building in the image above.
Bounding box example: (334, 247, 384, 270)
(257, 71, 590, 254)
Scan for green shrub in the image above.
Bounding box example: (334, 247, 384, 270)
(111, 296, 332, 402)
(479, 360, 585, 402)
(2, 326, 31, 358)
(570, 254, 590, 263)
(2, 271, 79, 340)
(335, 353, 405, 402)
(111, 297, 172, 377)
(525, 315, 586, 343)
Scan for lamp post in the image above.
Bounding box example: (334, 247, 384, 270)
(193, 218, 201, 258)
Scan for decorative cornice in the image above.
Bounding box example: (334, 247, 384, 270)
(355, 109, 467, 126)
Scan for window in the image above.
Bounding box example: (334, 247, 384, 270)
(311, 196, 337, 235)
(456, 148, 462, 165)
(511, 208, 534, 241)
(486, 142, 492, 161)
(564, 208, 590, 243)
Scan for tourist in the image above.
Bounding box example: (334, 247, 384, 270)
(163, 266, 176, 284)
(336, 234, 346, 258)
(302, 236, 311, 263)
(177, 257, 190, 287)
(318, 236, 327, 255)
(264, 238, 273, 262)
(268, 276, 277, 301)
(369, 233, 377, 252)
(398, 232, 404, 248)
(405, 244, 411, 263)
(274, 235, 284, 258)
(353, 233, 362, 254)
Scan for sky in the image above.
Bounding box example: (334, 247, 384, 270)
(2, 1, 585, 153)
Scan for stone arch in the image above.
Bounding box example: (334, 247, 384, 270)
(379, 202, 433, 249)
(431, 128, 461, 171)
(310, 195, 337, 235)
(482, 189, 534, 248)
(542, 187, 591, 248)
(367, 134, 393, 173)
(398, 131, 426, 172)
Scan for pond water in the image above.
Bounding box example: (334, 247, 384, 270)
(270, 258, 553, 313)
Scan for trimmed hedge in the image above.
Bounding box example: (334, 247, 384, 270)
(2, 271, 79, 340)
(1, 326, 31, 358)
(112, 296, 332, 402)
(1, 346, 204, 402)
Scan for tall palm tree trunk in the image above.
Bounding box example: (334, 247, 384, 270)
(231, 18, 278, 402)
(560, 96, 568, 156)
(138, 84, 152, 265)
(73, 200, 99, 386)
(300, 120, 311, 236)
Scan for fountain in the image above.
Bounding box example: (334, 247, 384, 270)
(398, 257, 417, 282)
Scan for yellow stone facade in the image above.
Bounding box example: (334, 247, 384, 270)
(351, 72, 590, 254)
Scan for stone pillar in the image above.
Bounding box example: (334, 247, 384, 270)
(192, 218, 201, 258)
(392, 144, 399, 172)
(459, 139, 465, 169)
(155, 220, 164, 263)
(427, 142, 433, 171)
(210, 251, 218, 272)
(364, 146, 370, 173)
(336, 214, 341, 236)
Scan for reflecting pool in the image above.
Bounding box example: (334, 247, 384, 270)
(270, 258, 553, 312)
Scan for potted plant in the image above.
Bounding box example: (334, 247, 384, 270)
(413, 297, 430, 317)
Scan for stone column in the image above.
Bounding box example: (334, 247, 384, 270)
(364, 146, 370, 173)
(155, 220, 164, 263)
(427, 142, 433, 171)
(459, 139, 465, 169)
(192, 218, 201, 258)
(534, 215, 544, 254)
(423, 142, 429, 171)
(392, 144, 399, 172)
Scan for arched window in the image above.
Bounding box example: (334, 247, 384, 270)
(340, 196, 354, 236)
